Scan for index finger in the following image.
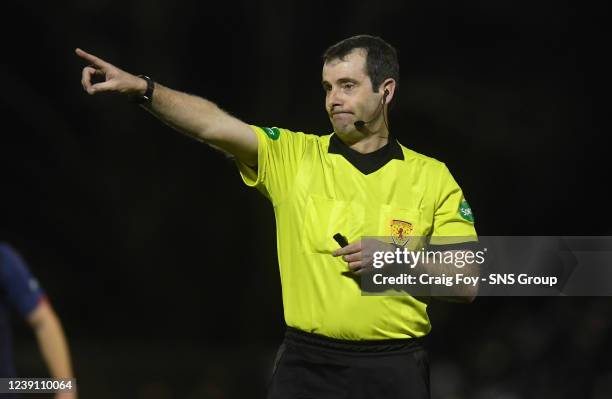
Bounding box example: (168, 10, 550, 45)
(332, 240, 361, 257)
(75, 48, 108, 68)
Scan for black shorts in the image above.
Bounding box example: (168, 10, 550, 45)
(267, 327, 430, 399)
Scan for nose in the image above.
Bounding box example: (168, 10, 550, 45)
(327, 88, 343, 113)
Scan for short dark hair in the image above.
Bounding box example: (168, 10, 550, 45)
(322, 35, 399, 93)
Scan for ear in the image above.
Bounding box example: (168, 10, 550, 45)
(379, 78, 397, 105)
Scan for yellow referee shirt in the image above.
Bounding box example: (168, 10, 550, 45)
(237, 126, 477, 340)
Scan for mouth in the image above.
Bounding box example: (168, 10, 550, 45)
(331, 111, 353, 119)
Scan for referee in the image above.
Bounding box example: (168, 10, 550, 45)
(77, 35, 478, 398)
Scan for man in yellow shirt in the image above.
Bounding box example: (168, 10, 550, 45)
(77, 34, 477, 398)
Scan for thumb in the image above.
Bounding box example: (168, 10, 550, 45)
(89, 80, 116, 94)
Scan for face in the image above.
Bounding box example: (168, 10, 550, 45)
(322, 49, 383, 135)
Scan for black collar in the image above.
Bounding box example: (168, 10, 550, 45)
(328, 133, 404, 175)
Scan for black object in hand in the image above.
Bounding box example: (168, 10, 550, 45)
(333, 233, 349, 248)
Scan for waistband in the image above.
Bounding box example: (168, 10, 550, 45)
(284, 327, 424, 353)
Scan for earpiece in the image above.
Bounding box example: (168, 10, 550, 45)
(382, 89, 389, 104)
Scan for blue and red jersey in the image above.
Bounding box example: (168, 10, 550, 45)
(0, 243, 46, 377)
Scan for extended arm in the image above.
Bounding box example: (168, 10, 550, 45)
(28, 300, 77, 398)
(75, 48, 257, 166)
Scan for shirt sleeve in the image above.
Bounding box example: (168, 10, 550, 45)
(236, 125, 308, 205)
(0, 243, 45, 318)
(429, 164, 478, 247)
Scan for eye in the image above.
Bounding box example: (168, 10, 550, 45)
(342, 82, 355, 90)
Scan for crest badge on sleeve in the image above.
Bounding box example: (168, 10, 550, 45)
(261, 126, 281, 140)
(458, 199, 474, 222)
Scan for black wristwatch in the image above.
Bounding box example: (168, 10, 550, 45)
(130, 75, 155, 104)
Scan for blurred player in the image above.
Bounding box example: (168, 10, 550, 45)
(0, 243, 77, 399)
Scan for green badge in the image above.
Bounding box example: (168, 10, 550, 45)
(458, 199, 474, 222)
(261, 126, 281, 140)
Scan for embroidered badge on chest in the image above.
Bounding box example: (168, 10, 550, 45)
(390, 219, 414, 247)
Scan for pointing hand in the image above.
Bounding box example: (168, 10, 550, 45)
(75, 48, 145, 97)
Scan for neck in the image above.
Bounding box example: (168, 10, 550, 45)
(348, 132, 389, 154)
(336, 116, 390, 154)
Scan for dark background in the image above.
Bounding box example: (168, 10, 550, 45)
(1, 1, 610, 398)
